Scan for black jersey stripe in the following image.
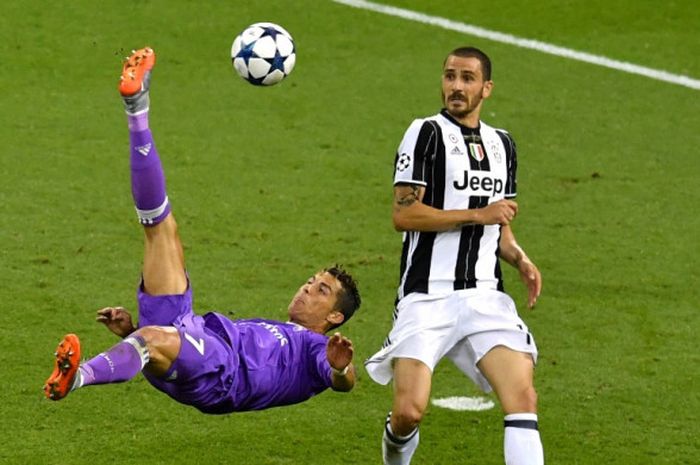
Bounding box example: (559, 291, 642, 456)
(494, 228, 505, 292)
(423, 120, 446, 209)
(496, 130, 517, 197)
(413, 121, 437, 182)
(397, 235, 410, 295)
(454, 196, 489, 290)
(463, 126, 491, 173)
(402, 232, 436, 294)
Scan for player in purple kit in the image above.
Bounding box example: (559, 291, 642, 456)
(43, 47, 361, 413)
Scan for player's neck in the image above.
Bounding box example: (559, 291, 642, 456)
(288, 319, 327, 334)
(445, 108, 481, 129)
(456, 110, 481, 128)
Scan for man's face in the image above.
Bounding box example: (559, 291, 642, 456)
(287, 271, 344, 332)
(441, 55, 492, 120)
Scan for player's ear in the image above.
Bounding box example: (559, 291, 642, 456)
(327, 311, 345, 326)
(482, 80, 494, 99)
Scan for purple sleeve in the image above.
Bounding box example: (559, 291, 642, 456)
(308, 334, 333, 388)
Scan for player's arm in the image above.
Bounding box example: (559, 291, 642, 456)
(499, 225, 541, 309)
(326, 332, 355, 392)
(392, 183, 519, 232)
(96, 307, 136, 338)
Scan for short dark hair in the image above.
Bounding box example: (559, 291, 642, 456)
(445, 46, 492, 81)
(325, 265, 361, 330)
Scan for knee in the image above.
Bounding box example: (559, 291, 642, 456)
(392, 400, 426, 433)
(133, 326, 180, 359)
(502, 385, 538, 414)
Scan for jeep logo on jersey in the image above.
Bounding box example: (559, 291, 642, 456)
(453, 170, 504, 194)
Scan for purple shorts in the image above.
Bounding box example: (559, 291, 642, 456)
(137, 284, 238, 413)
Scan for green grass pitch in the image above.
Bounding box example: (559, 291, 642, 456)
(1, 1, 698, 463)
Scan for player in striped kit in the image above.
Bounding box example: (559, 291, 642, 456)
(366, 47, 544, 465)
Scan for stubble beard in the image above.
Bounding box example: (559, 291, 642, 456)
(443, 91, 480, 121)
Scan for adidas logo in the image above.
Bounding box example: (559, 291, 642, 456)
(450, 146, 463, 155)
(136, 143, 152, 156)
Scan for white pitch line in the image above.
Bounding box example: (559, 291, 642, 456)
(332, 0, 700, 91)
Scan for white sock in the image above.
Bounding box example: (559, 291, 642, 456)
(504, 413, 544, 465)
(71, 367, 85, 391)
(382, 414, 419, 465)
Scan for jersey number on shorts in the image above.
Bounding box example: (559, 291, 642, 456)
(184, 332, 205, 355)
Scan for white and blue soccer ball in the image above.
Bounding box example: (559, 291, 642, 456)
(231, 22, 296, 86)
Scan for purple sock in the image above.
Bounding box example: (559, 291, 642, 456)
(79, 336, 149, 386)
(129, 113, 171, 226)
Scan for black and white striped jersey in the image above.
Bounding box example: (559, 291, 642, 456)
(394, 109, 518, 300)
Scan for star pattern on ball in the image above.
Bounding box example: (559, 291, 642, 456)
(238, 42, 256, 64)
(269, 49, 285, 73)
(261, 26, 283, 41)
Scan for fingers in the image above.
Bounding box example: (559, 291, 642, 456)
(527, 270, 542, 309)
(96, 306, 126, 322)
(503, 200, 518, 223)
(486, 200, 518, 225)
(330, 332, 353, 348)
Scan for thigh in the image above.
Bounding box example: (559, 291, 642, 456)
(142, 214, 187, 295)
(477, 345, 536, 412)
(393, 358, 432, 408)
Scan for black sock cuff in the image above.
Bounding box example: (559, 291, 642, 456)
(504, 419, 539, 430)
(385, 413, 418, 445)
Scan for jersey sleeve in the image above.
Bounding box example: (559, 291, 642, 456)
(393, 119, 437, 186)
(501, 130, 518, 198)
(307, 334, 333, 389)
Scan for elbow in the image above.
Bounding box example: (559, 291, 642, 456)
(392, 214, 409, 232)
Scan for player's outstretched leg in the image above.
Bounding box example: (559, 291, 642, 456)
(120, 47, 186, 297)
(120, 47, 171, 227)
(44, 334, 81, 400)
(44, 333, 150, 400)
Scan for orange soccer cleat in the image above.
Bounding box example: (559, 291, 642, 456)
(44, 334, 81, 401)
(118, 47, 156, 97)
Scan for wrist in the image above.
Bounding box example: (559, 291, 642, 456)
(332, 365, 349, 376)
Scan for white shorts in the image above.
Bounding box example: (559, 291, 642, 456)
(364, 289, 538, 393)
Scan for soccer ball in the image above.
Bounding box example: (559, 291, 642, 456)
(231, 22, 296, 86)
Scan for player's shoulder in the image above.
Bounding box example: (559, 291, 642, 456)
(480, 119, 510, 136)
(406, 111, 444, 129)
(481, 120, 517, 150)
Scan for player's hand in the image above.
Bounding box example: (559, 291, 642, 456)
(477, 199, 518, 225)
(517, 259, 542, 309)
(326, 332, 354, 372)
(96, 306, 136, 338)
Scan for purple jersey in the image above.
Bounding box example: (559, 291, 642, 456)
(203, 313, 333, 411)
(137, 284, 334, 414)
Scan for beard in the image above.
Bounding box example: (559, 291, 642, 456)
(442, 90, 481, 119)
